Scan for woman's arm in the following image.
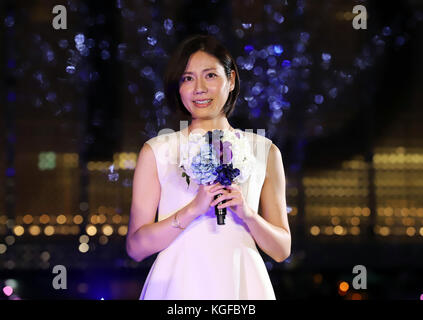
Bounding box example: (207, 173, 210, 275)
(243, 143, 291, 262)
(126, 143, 199, 262)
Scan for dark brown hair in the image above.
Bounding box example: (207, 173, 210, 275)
(164, 34, 240, 118)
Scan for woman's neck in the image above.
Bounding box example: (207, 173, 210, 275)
(188, 117, 233, 134)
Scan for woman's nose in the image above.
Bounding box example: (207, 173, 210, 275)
(194, 78, 207, 94)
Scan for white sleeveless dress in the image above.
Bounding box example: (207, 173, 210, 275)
(139, 126, 275, 300)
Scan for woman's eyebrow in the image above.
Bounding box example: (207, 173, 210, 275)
(182, 67, 216, 75)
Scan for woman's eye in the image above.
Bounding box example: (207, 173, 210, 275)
(181, 73, 216, 82)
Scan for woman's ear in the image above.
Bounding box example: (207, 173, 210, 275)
(229, 70, 236, 92)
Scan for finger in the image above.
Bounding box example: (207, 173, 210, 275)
(214, 188, 230, 196)
(211, 193, 224, 206)
(210, 184, 226, 193)
(211, 192, 234, 206)
(212, 190, 227, 201)
(211, 197, 226, 207)
(206, 183, 217, 190)
(221, 186, 236, 195)
(217, 199, 239, 209)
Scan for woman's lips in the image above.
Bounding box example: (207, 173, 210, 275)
(193, 99, 213, 108)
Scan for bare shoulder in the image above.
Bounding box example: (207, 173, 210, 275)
(266, 143, 284, 177)
(269, 143, 282, 161)
(140, 140, 154, 158)
(134, 140, 159, 182)
(259, 142, 289, 231)
(136, 141, 158, 178)
(127, 141, 161, 237)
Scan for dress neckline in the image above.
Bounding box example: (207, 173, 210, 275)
(181, 126, 238, 138)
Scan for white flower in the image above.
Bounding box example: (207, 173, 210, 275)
(179, 129, 255, 186)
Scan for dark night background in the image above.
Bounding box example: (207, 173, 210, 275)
(1, 0, 423, 300)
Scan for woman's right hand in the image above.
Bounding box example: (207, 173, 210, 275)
(190, 182, 228, 217)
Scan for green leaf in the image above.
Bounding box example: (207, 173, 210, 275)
(181, 172, 190, 188)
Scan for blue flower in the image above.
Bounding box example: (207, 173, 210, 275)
(214, 163, 240, 186)
(190, 143, 220, 185)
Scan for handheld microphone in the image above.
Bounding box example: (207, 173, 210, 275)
(214, 191, 227, 225)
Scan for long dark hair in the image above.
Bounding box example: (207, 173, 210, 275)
(164, 34, 240, 118)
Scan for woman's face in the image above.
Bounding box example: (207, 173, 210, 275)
(179, 50, 235, 119)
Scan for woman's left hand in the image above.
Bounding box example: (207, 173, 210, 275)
(210, 183, 256, 222)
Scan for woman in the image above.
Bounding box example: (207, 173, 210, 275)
(126, 34, 291, 299)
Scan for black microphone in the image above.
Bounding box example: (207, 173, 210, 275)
(214, 189, 227, 225)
